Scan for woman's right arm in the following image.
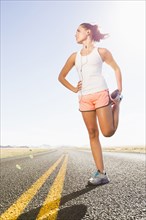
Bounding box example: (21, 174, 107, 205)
(58, 52, 82, 93)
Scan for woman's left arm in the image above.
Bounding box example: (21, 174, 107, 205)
(99, 48, 122, 93)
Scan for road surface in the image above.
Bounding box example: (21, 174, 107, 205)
(0, 147, 145, 220)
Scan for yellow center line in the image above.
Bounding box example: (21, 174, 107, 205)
(0, 155, 64, 220)
(36, 155, 68, 220)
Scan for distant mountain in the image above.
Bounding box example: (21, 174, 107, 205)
(0, 145, 52, 148)
(0, 145, 14, 148)
(0, 145, 29, 148)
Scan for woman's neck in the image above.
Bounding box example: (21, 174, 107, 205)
(82, 41, 95, 51)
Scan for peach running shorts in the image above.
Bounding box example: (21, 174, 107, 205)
(79, 90, 110, 112)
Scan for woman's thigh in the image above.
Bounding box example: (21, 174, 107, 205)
(96, 105, 114, 136)
(81, 111, 99, 136)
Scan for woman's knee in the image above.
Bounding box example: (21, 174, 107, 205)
(88, 127, 99, 139)
(102, 127, 115, 137)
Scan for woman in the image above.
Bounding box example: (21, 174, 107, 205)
(58, 23, 123, 186)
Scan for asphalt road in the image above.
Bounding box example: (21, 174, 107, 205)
(0, 147, 145, 220)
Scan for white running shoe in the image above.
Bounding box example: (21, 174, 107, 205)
(88, 170, 110, 186)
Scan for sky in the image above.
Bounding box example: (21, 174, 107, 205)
(1, 0, 145, 147)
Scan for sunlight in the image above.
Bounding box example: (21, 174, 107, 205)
(114, 1, 145, 46)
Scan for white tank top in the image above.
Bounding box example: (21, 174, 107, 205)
(75, 47, 108, 95)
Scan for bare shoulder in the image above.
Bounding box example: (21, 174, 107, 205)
(98, 47, 113, 61)
(67, 52, 77, 64)
(98, 48, 119, 67)
(61, 52, 77, 73)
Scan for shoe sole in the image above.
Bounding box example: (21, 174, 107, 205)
(87, 178, 110, 186)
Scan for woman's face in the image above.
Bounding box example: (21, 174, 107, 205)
(75, 25, 88, 44)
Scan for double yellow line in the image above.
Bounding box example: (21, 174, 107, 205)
(0, 154, 68, 220)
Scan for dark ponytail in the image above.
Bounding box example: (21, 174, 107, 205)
(80, 23, 108, 42)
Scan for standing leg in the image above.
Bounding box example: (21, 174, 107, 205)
(81, 111, 104, 173)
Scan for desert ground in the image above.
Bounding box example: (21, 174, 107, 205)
(0, 145, 145, 159)
(0, 147, 51, 159)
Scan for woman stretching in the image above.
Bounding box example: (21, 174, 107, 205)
(58, 23, 123, 186)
